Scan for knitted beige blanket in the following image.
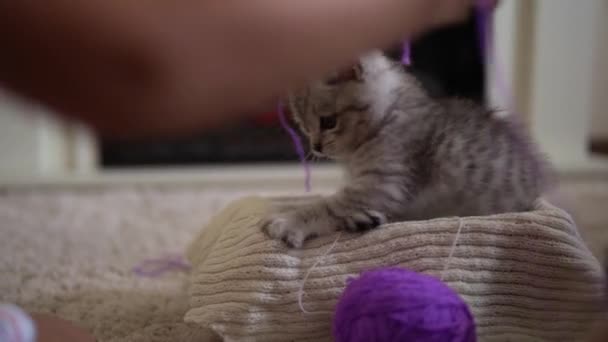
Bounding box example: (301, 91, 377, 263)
(185, 196, 606, 341)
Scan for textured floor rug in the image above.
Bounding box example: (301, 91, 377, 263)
(1, 180, 607, 341)
(0, 188, 276, 341)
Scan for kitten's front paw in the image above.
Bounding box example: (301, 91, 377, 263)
(262, 214, 318, 248)
(343, 210, 387, 232)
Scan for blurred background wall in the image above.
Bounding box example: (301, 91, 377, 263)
(0, 0, 606, 187)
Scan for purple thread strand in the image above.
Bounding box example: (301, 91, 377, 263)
(475, 1, 491, 62)
(133, 254, 191, 278)
(278, 103, 312, 192)
(402, 41, 411, 65)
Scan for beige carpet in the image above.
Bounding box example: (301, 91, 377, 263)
(0, 188, 275, 341)
(550, 178, 608, 261)
(0, 179, 607, 341)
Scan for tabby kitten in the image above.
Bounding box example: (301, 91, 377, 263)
(264, 51, 550, 248)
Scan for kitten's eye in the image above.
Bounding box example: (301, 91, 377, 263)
(320, 115, 338, 130)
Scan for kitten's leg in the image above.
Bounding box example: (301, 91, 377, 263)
(263, 188, 393, 248)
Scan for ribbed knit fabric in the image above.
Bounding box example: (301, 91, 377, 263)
(185, 197, 606, 341)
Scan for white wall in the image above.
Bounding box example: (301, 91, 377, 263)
(590, 0, 608, 140)
(0, 92, 74, 180)
(0, 93, 47, 177)
(489, 0, 518, 113)
(529, 0, 605, 167)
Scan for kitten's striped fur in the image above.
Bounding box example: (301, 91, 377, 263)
(264, 51, 550, 248)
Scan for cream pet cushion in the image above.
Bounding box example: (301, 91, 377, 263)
(185, 197, 606, 341)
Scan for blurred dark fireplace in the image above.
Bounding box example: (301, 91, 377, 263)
(101, 112, 300, 167)
(101, 11, 484, 168)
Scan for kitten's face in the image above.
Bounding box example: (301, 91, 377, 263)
(288, 64, 371, 160)
(288, 53, 404, 160)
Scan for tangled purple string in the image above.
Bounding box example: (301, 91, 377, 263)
(278, 102, 312, 192)
(132, 254, 191, 277)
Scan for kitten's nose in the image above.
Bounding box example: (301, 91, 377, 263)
(313, 143, 323, 153)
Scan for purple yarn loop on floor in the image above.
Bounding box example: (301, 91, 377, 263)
(132, 254, 191, 277)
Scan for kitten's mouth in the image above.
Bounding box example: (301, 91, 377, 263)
(310, 149, 333, 159)
(311, 150, 327, 158)
(311, 150, 339, 161)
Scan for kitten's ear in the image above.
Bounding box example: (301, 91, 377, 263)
(383, 44, 405, 63)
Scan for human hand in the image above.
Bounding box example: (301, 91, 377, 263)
(0, 0, 489, 139)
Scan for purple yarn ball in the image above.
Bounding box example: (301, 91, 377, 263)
(333, 267, 476, 342)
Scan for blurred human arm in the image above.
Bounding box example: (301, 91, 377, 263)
(0, 0, 473, 138)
